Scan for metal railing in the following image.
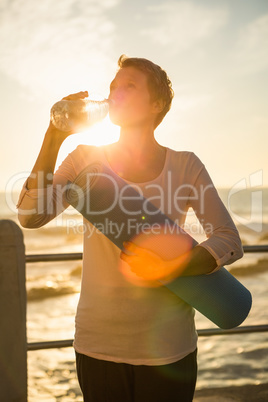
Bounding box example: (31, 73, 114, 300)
(25, 245, 268, 264)
(26, 244, 268, 351)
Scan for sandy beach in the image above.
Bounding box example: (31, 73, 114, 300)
(194, 383, 268, 401)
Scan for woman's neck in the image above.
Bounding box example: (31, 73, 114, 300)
(115, 125, 161, 159)
(104, 126, 167, 182)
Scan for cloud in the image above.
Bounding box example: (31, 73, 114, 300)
(235, 14, 268, 74)
(0, 0, 121, 98)
(140, 1, 228, 52)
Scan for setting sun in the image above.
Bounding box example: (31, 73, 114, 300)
(56, 115, 120, 169)
(78, 115, 120, 147)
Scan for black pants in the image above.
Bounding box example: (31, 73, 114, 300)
(76, 349, 197, 402)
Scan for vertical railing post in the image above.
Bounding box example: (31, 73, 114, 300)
(0, 220, 27, 401)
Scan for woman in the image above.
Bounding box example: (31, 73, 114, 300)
(17, 55, 243, 401)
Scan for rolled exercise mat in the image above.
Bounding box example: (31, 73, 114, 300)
(65, 162, 252, 329)
(165, 267, 252, 329)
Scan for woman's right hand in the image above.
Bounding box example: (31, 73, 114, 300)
(48, 90, 89, 140)
(61, 90, 88, 102)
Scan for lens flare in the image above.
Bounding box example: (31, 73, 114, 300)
(119, 225, 193, 286)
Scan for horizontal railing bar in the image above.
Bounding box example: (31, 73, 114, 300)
(25, 245, 268, 263)
(26, 253, 83, 263)
(27, 339, 73, 351)
(27, 325, 268, 351)
(243, 245, 268, 252)
(197, 324, 268, 336)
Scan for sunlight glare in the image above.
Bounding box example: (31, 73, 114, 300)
(72, 115, 120, 147)
(56, 116, 120, 168)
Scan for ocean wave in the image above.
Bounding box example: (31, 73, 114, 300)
(229, 258, 268, 277)
(27, 283, 79, 301)
(27, 270, 81, 301)
(26, 257, 268, 302)
(260, 232, 268, 242)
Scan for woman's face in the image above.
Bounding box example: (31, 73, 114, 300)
(108, 66, 156, 129)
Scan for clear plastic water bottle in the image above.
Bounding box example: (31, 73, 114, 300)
(50, 98, 110, 132)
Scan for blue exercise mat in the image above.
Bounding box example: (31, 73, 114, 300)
(65, 162, 252, 329)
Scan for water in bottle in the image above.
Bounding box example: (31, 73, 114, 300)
(50, 98, 110, 132)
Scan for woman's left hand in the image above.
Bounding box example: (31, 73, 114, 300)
(120, 241, 189, 282)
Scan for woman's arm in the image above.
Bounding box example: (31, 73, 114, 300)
(120, 154, 243, 282)
(120, 242, 217, 283)
(26, 123, 68, 191)
(188, 159, 244, 269)
(178, 245, 217, 275)
(17, 91, 88, 228)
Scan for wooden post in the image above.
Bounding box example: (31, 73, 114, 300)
(0, 220, 27, 401)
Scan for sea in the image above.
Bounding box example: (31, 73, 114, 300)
(1, 187, 268, 401)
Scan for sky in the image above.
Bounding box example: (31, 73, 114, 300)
(1, 0, 268, 193)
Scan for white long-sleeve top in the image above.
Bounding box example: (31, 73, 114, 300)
(17, 145, 243, 365)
